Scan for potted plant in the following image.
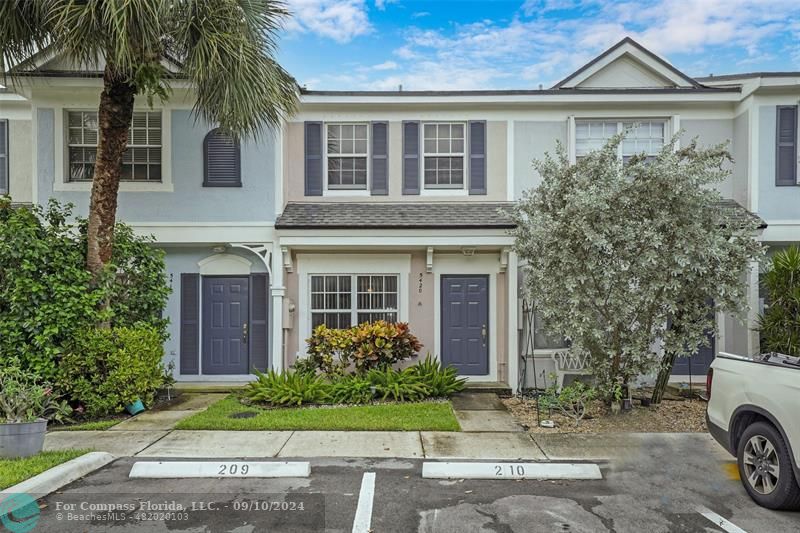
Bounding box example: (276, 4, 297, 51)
(610, 381, 623, 415)
(0, 367, 72, 458)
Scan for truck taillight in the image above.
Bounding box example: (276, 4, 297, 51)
(706, 368, 713, 400)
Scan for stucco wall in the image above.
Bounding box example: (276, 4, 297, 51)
(681, 118, 735, 199)
(283, 120, 508, 204)
(758, 105, 800, 220)
(6, 119, 33, 202)
(36, 108, 276, 222)
(161, 246, 268, 380)
(514, 121, 566, 197)
(731, 111, 750, 207)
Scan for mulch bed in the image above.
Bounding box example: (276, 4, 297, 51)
(503, 395, 707, 434)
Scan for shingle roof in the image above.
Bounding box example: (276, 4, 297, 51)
(275, 202, 516, 230)
(714, 199, 767, 229)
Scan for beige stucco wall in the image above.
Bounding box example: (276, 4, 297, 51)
(282, 249, 510, 383)
(8, 119, 33, 203)
(283, 120, 507, 205)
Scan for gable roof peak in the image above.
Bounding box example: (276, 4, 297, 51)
(552, 36, 702, 90)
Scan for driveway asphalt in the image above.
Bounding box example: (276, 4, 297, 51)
(24, 434, 800, 532)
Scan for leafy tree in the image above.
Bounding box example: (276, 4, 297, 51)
(507, 132, 763, 400)
(0, 199, 170, 380)
(0, 0, 298, 277)
(758, 246, 800, 356)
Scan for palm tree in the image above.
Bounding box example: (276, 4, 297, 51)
(0, 0, 298, 276)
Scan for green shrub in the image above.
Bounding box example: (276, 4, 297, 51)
(329, 374, 375, 404)
(305, 325, 353, 375)
(539, 379, 596, 426)
(305, 321, 422, 375)
(759, 246, 800, 356)
(366, 367, 430, 402)
(408, 354, 466, 397)
(0, 365, 72, 423)
(350, 321, 422, 372)
(0, 199, 171, 383)
(245, 370, 331, 406)
(58, 326, 165, 417)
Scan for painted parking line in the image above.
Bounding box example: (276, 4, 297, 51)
(352, 472, 376, 533)
(697, 506, 748, 533)
(422, 462, 603, 480)
(129, 461, 310, 479)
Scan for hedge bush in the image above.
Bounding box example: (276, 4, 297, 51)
(305, 321, 422, 374)
(0, 199, 170, 384)
(58, 326, 165, 417)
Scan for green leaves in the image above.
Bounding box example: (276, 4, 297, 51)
(507, 131, 764, 396)
(0, 366, 73, 424)
(758, 246, 800, 356)
(407, 354, 467, 397)
(245, 369, 331, 407)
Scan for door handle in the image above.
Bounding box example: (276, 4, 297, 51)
(242, 323, 248, 344)
(481, 324, 487, 347)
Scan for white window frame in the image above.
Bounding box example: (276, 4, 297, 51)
(309, 273, 400, 329)
(569, 116, 674, 164)
(323, 122, 370, 195)
(53, 106, 173, 192)
(297, 254, 411, 357)
(422, 121, 467, 190)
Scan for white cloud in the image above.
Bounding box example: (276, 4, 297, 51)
(411, 11, 431, 18)
(374, 0, 398, 10)
(285, 0, 372, 43)
(370, 60, 399, 70)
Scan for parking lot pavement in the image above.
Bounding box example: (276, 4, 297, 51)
(24, 444, 800, 533)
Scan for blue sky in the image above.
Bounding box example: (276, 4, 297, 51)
(277, 0, 800, 90)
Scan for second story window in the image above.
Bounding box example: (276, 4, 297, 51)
(68, 110, 162, 182)
(423, 122, 465, 189)
(575, 119, 666, 162)
(326, 123, 368, 189)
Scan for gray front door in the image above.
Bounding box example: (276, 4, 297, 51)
(202, 276, 249, 375)
(441, 275, 489, 376)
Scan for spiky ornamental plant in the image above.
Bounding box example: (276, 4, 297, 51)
(0, 0, 298, 277)
(507, 131, 764, 401)
(758, 246, 800, 356)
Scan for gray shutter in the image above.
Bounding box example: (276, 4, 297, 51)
(203, 128, 241, 187)
(305, 121, 323, 196)
(250, 273, 269, 372)
(180, 273, 200, 375)
(0, 120, 7, 195)
(402, 121, 420, 194)
(371, 121, 388, 195)
(469, 121, 487, 195)
(776, 106, 798, 186)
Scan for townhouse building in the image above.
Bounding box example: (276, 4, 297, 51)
(2, 38, 797, 392)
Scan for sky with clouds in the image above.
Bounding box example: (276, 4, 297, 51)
(277, 0, 800, 90)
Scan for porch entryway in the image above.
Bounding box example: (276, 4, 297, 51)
(441, 275, 490, 376)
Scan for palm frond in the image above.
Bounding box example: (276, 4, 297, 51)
(0, 0, 52, 79)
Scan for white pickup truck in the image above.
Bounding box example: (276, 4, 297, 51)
(706, 351, 800, 510)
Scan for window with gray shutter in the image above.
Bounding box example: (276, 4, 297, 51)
(371, 121, 388, 195)
(776, 106, 798, 186)
(203, 128, 241, 187)
(250, 273, 269, 372)
(402, 121, 420, 194)
(0, 120, 7, 195)
(468, 121, 487, 194)
(305, 121, 323, 196)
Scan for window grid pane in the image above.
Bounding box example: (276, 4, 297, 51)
(327, 123, 369, 190)
(422, 122, 465, 188)
(66, 110, 162, 182)
(310, 274, 399, 330)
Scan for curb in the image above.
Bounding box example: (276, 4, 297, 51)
(0, 451, 116, 498)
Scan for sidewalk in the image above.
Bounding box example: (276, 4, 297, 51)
(43, 392, 723, 461)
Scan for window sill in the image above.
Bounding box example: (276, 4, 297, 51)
(323, 189, 371, 197)
(420, 188, 468, 196)
(54, 180, 174, 193)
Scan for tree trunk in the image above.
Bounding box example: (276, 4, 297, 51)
(651, 350, 678, 404)
(86, 65, 136, 277)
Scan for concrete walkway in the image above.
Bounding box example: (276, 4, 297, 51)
(44, 392, 717, 462)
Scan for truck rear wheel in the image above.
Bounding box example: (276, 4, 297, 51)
(737, 421, 800, 510)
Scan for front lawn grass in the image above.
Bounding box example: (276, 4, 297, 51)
(0, 449, 91, 490)
(175, 395, 461, 431)
(49, 419, 121, 431)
